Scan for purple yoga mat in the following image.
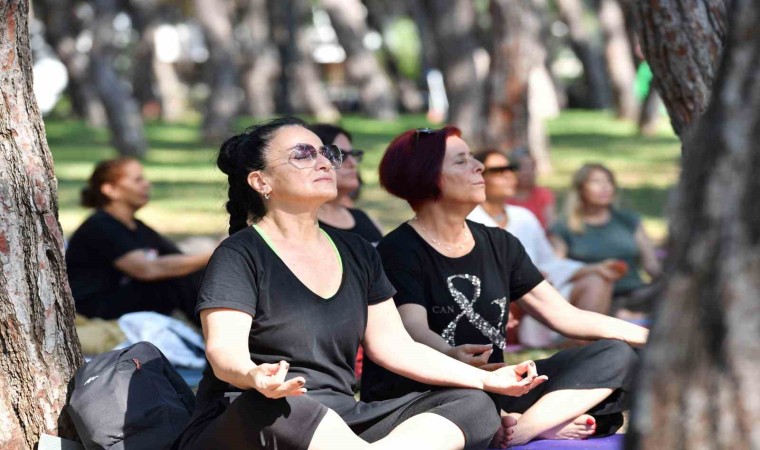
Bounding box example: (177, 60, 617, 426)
(491, 434, 624, 450)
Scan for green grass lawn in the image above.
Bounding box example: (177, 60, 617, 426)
(47, 110, 681, 241)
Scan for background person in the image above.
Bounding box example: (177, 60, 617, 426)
(65, 158, 212, 323)
(551, 163, 662, 320)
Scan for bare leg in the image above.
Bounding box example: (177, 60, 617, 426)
(308, 409, 466, 450)
(569, 273, 614, 314)
(508, 388, 613, 446)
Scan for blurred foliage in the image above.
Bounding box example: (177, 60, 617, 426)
(48, 110, 680, 241)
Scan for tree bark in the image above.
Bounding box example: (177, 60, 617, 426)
(632, 0, 728, 136)
(597, 0, 638, 120)
(556, 0, 611, 109)
(627, 1, 760, 448)
(90, 0, 148, 158)
(0, 2, 84, 448)
(238, 0, 280, 118)
(194, 0, 240, 143)
(36, 0, 106, 125)
(321, 0, 397, 119)
(484, 0, 544, 153)
(423, 0, 484, 141)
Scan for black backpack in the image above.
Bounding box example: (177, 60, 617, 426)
(67, 341, 196, 449)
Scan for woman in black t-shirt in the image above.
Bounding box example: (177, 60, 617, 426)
(311, 123, 384, 246)
(360, 127, 648, 448)
(177, 118, 549, 450)
(65, 158, 212, 322)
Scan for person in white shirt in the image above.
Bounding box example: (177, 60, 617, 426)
(468, 150, 626, 347)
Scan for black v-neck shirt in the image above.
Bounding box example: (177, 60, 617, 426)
(361, 220, 544, 402)
(193, 226, 421, 425)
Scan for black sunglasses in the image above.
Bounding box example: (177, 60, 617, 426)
(340, 149, 364, 163)
(413, 128, 435, 150)
(483, 165, 518, 175)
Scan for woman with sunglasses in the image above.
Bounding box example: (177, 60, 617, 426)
(467, 150, 624, 347)
(360, 127, 646, 447)
(177, 118, 550, 450)
(310, 124, 383, 247)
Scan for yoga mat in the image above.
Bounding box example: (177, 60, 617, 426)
(495, 434, 624, 450)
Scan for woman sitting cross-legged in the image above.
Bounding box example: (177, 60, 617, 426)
(65, 158, 212, 323)
(360, 127, 647, 447)
(467, 149, 626, 347)
(176, 118, 550, 450)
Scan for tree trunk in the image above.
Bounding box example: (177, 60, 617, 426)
(556, 0, 611, 109)
(632, 0, 728, 137)
(597, 0, 638, 120)
(424, 0, 484, 141)
(271, 0, 339, 121)
(0, 2, 84, 448)
(36, 0, 106, 125)
(238, 0, 280, 118)
(484, 0, 544, 153)
(90, 0, 148, 158)
(321, 0, 397, 120)
(627, 1, 760, 448)
(194, 0, 240, 143)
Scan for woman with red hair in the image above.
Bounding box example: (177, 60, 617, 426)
(361, 127, 647, 447)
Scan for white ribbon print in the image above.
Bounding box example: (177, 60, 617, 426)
(440, 274, 507, 348)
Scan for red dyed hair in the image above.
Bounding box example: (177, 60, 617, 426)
(379, 126, 461, 210)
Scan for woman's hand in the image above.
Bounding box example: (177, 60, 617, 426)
(248, 360, 307, 398)
(445, 343, 505, 370)
(481, 360, 548, 397)
(593, 259, 627, 281)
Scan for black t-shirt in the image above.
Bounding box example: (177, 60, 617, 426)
(193, 226, 422, 426)
(319, 208, 383, 246)
(66, 210, 180, 309)
(361, 220, 544, 402)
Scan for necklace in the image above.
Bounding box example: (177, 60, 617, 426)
(412, 217, 471, 251)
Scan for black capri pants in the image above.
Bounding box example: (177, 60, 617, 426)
(177, 388, 500, 450)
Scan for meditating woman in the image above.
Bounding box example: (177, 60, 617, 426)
(551, 163, 662, 319)
(66, 158, 212, 322)
(311, 123, 383, 246)
(360, 127, 647, 447)
(177, 118, 548, 450)
(467, 149, 625, 347)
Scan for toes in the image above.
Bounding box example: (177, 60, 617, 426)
(501, 415, 518, 428)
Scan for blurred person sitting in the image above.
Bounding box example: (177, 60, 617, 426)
(506, 147, 556, 230)
(311, 123, 383, 246)
(66, 158, 212, 323)
(468, 150, 625, 347)
(551, 163, 662, 320)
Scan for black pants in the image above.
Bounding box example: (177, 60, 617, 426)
(77, 270, 203, 325)
(178, 389, 500, 450)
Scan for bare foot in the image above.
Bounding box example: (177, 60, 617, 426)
(537, 414, 597, 440)
(490, 414, 518, 448)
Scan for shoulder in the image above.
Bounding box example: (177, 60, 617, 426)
(507, 205, 539, 224)
(549, 218, 572, 238)
(535, 187, 555, 202)
(611, 208, 641, 230)
(376, 223, 423, 263)
(466, 205, 496, 227)
(324, 226, 374, 253)
(468, 219, 516, 249)
(348, 207, 371, 221)
(216, 227, 261, 258)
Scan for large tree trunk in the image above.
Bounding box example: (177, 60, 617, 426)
(632, 0, 728, 137)
(238, 0, 280, 118)
(484, 0, 544, 153)
(424, 0, 484, 141)
(90, 0, 148, 158)
(321, 0, 397, 119)
(597, 0, 638, 120)
(0, 2, 84, 448)
(194, 0, 239, 143)
(36, 0, 105, 125)
(627, 1, 760, 448)
(556, 0, 611, 109)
